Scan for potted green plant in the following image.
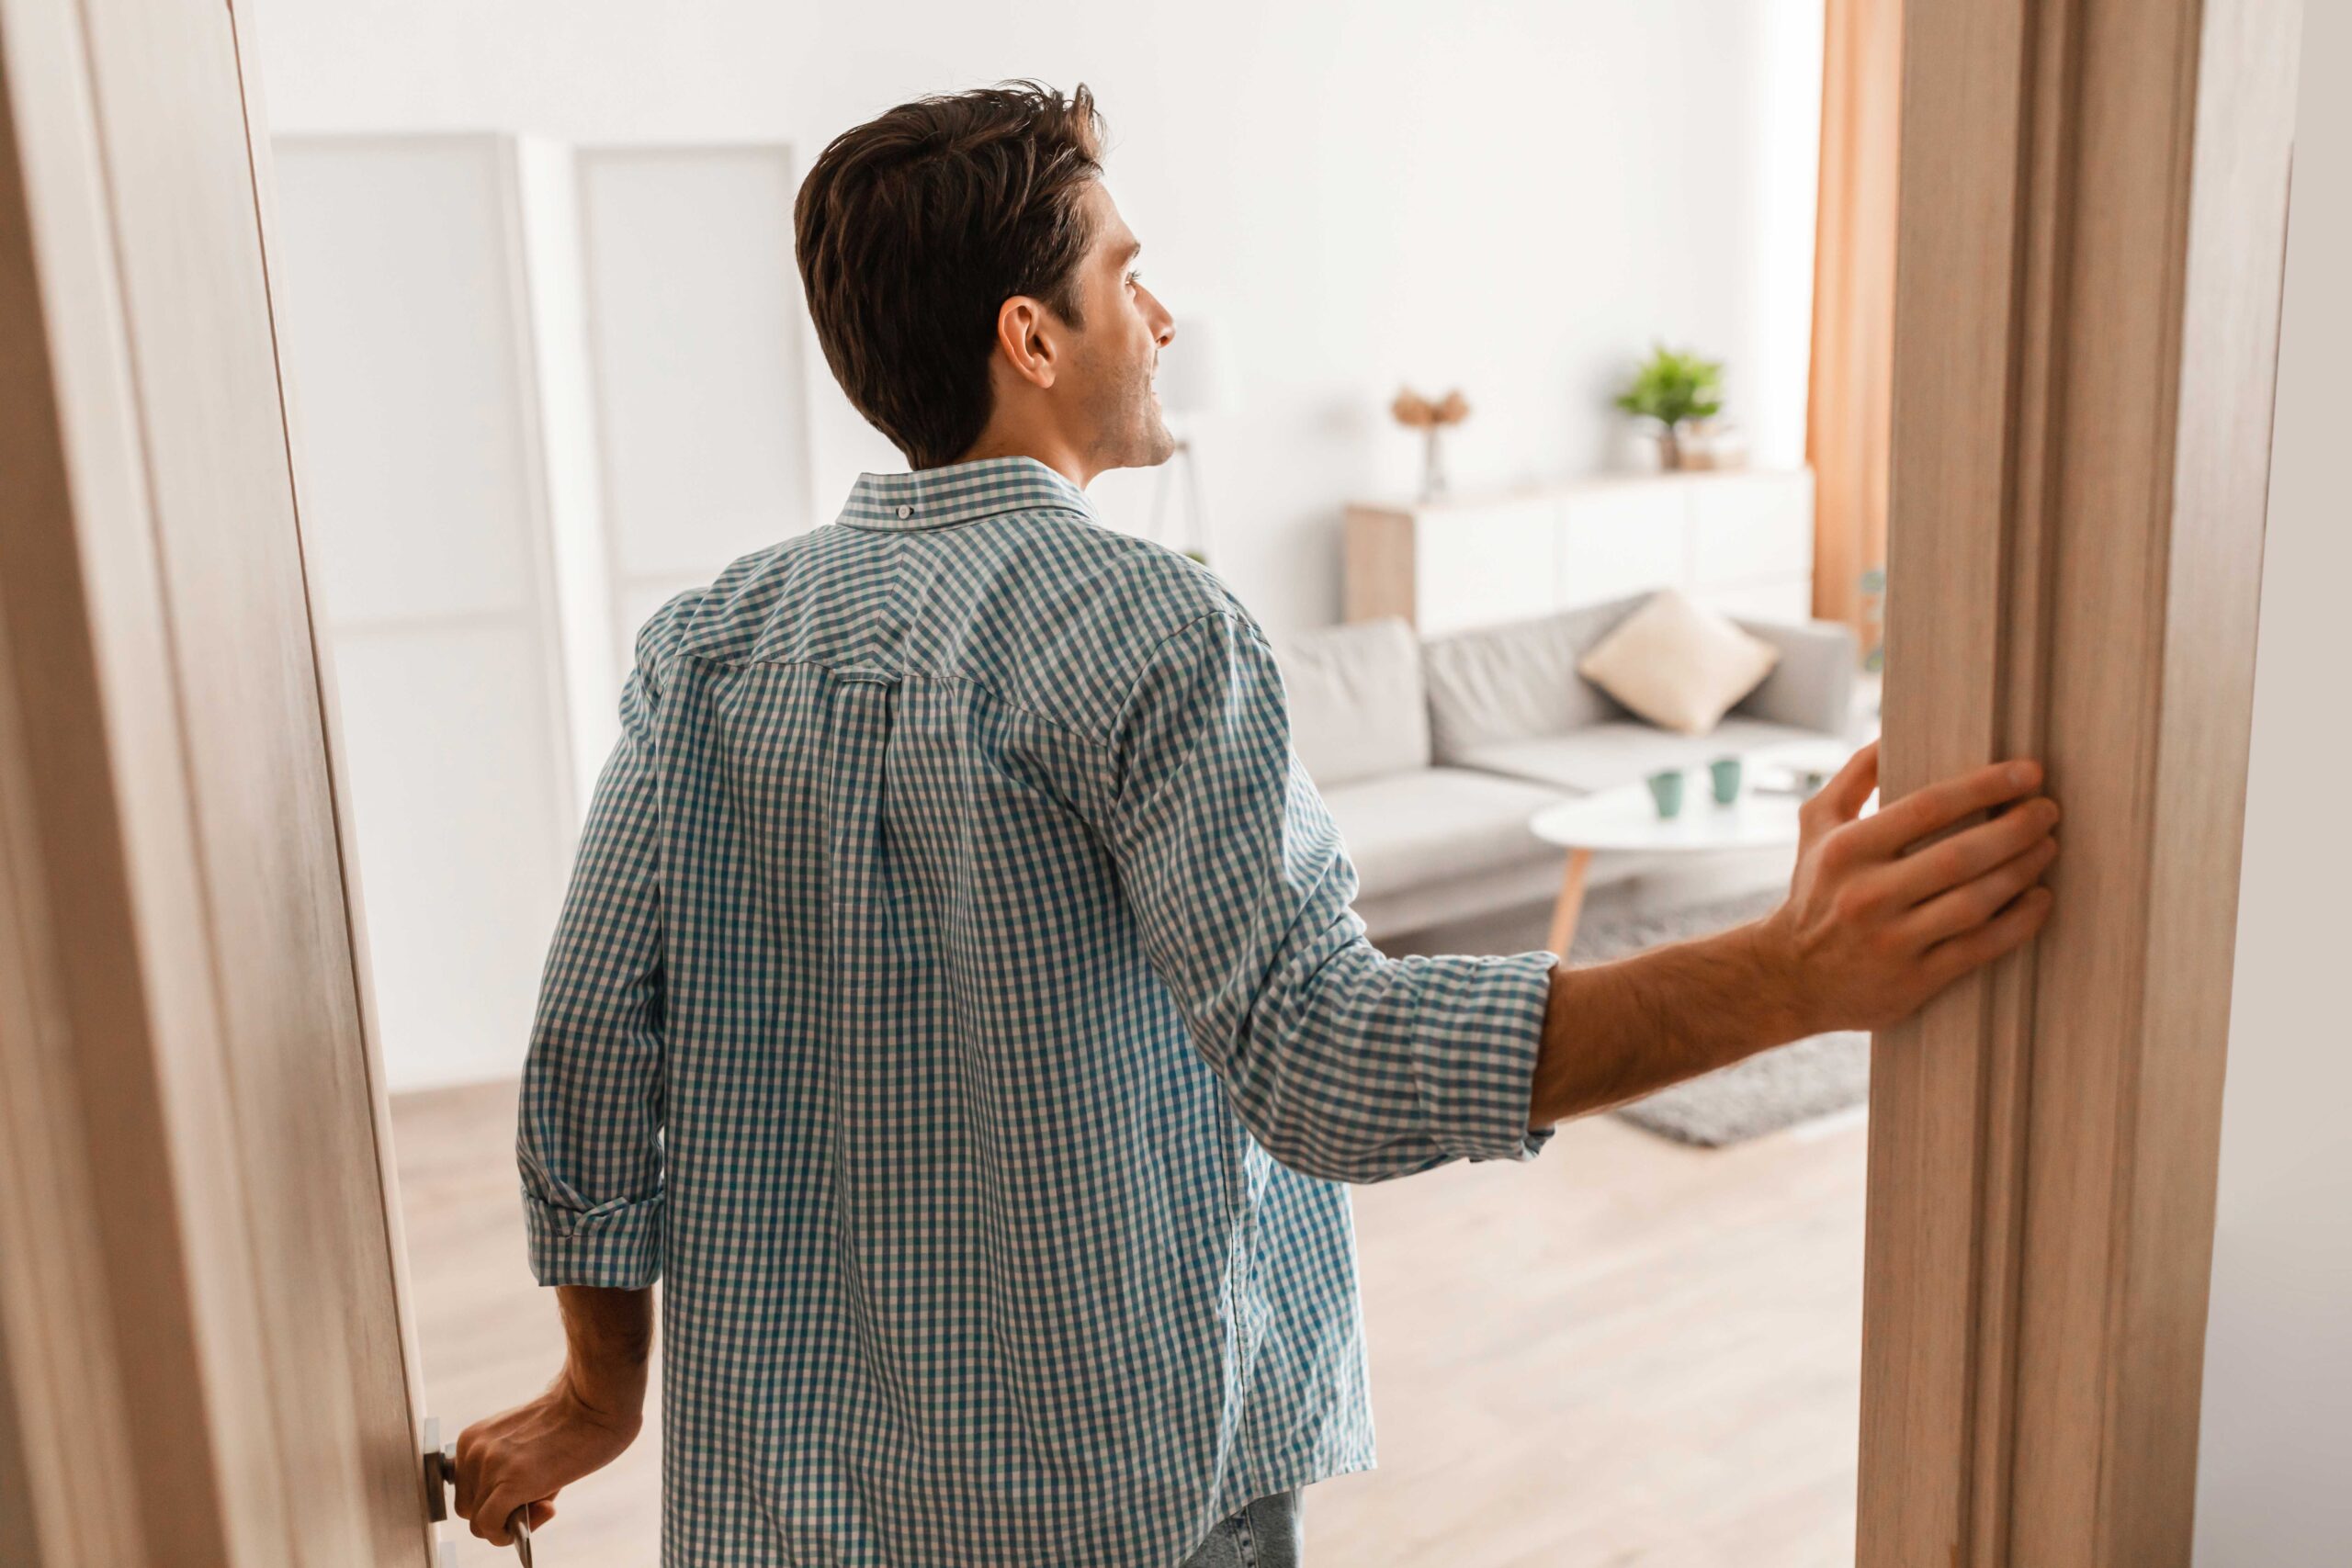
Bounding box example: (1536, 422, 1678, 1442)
(1614, 344, 1724, 470)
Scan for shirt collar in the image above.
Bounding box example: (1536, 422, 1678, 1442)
(835, 456, 1096, 533)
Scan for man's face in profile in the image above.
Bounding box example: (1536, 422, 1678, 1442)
(1059, 182, 1179, 472)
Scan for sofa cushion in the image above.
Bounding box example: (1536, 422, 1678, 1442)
(1421, 596, 1648, 762)
(1574, 589, 1781, 737)
(1454, 717, 1831, 795)
(1739, 618, 1861, 737)
(1275, 617, 1430, 787)
(1318, 767, 1564, 898)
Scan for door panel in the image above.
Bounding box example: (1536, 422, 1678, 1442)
(269, 138, 546, 626)
(0, 0, 432, 1561)
(269, 133, 586, 1095)
(333, 626, 571, 1089)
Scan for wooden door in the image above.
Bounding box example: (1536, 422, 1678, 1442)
(0, 0, 431, 1562)
(1859, 0, 2301, 1563)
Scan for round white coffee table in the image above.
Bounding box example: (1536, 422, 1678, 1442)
(1529, 776, 1808, 955)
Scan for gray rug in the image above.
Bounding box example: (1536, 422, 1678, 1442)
(1569, 890, 1871, 1147)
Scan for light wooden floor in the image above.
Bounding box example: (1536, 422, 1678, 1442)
(392, 1084, 1864, 1566)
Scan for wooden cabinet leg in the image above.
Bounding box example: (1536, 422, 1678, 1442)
(1547, 849, 1593, 957)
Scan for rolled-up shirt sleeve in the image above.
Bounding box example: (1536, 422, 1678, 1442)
(1105, 609, 1557, 1184)
(516, 637, 671, 1289)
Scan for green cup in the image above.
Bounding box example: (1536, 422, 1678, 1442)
(1645, 769, 1686, 818)
(1710, 757, 1743, 805)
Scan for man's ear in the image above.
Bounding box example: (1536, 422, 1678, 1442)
(992, 295, 1060, 391)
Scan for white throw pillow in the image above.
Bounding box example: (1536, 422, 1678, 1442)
(1575, 590, 1781, 737)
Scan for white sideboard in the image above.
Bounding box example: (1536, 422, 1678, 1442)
(1344, 468, 1816, 635)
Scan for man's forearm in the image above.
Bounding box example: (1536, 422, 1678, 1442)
(1528, 921, 1810, 1128)
(555, 1285, 655, 1418)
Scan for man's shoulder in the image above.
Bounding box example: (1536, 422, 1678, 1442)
(628, 533, 819, 670)
(614, 515, 1265, 746)
(1014, 513, 1242, 637)
(971, 514, 1261, 736)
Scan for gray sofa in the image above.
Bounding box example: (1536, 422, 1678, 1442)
(1277, 594, 1859, 942)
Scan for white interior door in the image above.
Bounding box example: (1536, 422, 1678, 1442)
(271, 134, 584, 1092)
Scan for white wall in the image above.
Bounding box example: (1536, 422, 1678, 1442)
(2192, 8, 2350, 1562)
(252, 0, 1822, 637)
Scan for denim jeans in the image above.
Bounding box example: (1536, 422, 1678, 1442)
(1180, 1491, 1302, 1568)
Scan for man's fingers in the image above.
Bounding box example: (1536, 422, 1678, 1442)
(1849, 757, 2045, 860)
(1806, 740, 1879, 829)
(1902, 836, 2059, 946)
(471, 1486, 523, 1546)
(1926, 885, 2054, 987)
(1879, 797, 2059, 908)
(451, 1427, 480, 1520)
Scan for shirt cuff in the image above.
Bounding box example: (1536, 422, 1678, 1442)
(1404, 948, 1559, 1164)
(524, 1190, 665, 1289)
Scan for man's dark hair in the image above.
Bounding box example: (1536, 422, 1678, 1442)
(795, 81, 1106, 469)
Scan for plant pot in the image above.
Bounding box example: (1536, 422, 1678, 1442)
(1679, 421, 1747, 471)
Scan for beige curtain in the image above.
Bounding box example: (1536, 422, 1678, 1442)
(1807, 0, 1903, 651)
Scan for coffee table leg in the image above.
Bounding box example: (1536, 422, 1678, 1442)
(1547, 849, 1593, 957)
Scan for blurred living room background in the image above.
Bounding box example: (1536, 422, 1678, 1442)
(253, 0, 1902, 1562)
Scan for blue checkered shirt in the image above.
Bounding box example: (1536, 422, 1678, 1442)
(518, 456, 1557, 1565)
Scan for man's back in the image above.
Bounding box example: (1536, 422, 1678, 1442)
(517, 457, 1559, 1565)
(464, 81, 2058, 1568)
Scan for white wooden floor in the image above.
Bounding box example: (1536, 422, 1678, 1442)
(393, 1081, 1864, 1566)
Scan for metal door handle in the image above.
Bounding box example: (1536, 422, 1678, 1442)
(424, 1418, 457, 1522)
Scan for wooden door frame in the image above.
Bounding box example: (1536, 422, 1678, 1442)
(0, 0, 430, 1562)
(1860, 1, 2301, 1563)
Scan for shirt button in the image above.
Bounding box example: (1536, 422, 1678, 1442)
(896, 503, 913, 520)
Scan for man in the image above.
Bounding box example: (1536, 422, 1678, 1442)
(455, 82, 2058, 1566)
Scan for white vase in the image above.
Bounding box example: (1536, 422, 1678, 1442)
(1420, 426, 1450, 501)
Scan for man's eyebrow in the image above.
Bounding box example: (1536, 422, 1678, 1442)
(1117, 241, 1143, 268)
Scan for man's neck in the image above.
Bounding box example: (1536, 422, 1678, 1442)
(953, 428, 1094, 490)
